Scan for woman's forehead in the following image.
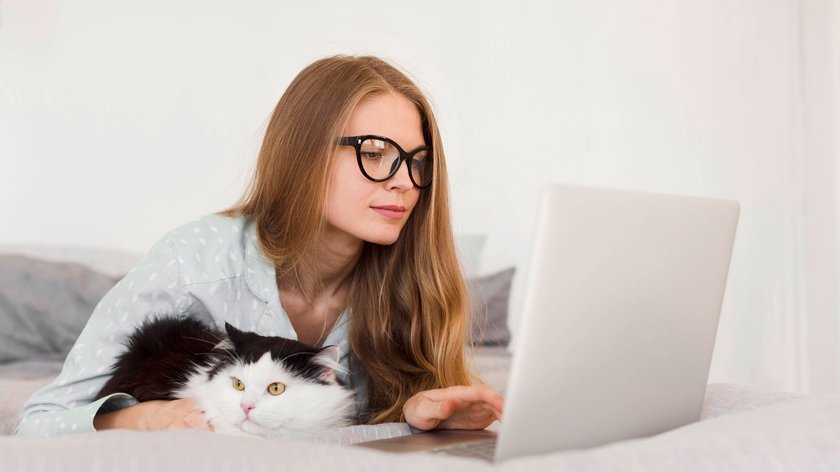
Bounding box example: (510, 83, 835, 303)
(344, 92, 425, 149)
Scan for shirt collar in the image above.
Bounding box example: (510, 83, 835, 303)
(242, 215, 352, 347)
(244, 217, 278, 303)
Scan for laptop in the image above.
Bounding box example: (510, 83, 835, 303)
(356, 183, 740, 462)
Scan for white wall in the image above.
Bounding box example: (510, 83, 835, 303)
(800, 0, 840, 395)
(1, 0, 837, 393)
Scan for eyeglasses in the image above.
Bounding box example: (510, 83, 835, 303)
(336, 135, 433, 189)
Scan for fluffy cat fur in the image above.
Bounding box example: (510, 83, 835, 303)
(96, 314, 355, 437)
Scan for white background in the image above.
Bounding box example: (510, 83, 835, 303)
(1, 0, 838, 393)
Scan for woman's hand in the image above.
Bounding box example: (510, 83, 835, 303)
(94, 397, 213, 432)
(140, 398, 213, 431)
(403, 384, 504, 431)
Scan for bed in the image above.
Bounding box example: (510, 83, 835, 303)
(1, 244, 839, 471)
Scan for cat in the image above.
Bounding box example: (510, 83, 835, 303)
(96, 314, 355, 437)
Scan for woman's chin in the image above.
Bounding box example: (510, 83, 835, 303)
(363, 228, 404, 246)
(367, 237, 398, 246)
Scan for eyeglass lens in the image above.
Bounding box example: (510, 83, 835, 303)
(359, 138, 431, 187)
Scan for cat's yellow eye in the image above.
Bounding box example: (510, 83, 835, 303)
(268, 382, 286, 396)
(232, 377, 245, 391)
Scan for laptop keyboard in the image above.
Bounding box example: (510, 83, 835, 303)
(429, 439, 497, 461)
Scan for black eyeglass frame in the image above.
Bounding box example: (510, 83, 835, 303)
(336, 135, 433, 189)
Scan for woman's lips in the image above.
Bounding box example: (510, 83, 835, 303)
(371, 205, 406, 219)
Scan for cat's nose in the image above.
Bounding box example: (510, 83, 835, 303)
(241, 403, 255, 415)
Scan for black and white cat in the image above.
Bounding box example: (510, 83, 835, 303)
(96, 315, 355, 437)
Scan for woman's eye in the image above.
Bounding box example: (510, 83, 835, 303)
(361, 152, 382, 160)
(268, 382, 286, 396)
(232, 377, 245, 391)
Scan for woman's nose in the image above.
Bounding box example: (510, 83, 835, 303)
(388, 159, 413, 190)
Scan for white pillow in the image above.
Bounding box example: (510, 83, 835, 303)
(455, 233, 486, 278)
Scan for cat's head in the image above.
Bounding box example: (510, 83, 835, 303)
(196, 323, 355, 437)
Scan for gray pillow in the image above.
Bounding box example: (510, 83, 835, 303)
(468, 267, 515, 347)
(0, 254, 513, 362)
(0, 255, 121, 363)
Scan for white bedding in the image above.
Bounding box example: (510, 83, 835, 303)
(4, 376, 840, 471)
(3, 389, 840, 471)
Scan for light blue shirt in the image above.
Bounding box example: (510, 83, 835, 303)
(14, 213, 368, 436)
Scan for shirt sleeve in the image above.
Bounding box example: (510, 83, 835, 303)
(14, 234, 200, 436)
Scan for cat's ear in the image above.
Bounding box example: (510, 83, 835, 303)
(313, 345, 343, 384)
(224, 322, 245, 342)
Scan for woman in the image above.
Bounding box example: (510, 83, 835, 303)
(15, 55, 503, 436)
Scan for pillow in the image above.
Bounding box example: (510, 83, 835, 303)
(0, 255, 121, 363)
(0, 253, 513, 362)
(455, 233, 486, 278)
(0, 244, 142, 278)
(468, 267, 515, 347)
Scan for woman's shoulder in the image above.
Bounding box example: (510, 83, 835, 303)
(155, 213, 253, 268)
(165, 213, 249, 239)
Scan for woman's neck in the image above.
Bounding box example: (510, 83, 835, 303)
(276, 228, 363, 302)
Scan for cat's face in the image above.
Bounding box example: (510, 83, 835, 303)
(189, 324, 355, 437)
(201, 351, 353, 436)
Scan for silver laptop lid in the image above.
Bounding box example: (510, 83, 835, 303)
(496, 183, 740, 461)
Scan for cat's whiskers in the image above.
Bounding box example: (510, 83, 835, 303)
(228, 351, 245, 365)
(181, 336, 223, 347)
(157, 372, 194, 386)
(184, 350, 229, 359)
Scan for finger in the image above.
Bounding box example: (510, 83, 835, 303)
(464, 403, 500, 422)
(486, 402, 503, 419)
(438, 406, 498, 430)
(423, 398, 499, 427)
(422, 397, 456, 422)
(157, 405, 206, 428)
(426, 385, 505, 412)
(470, 384, 505, 412)
(426, 384, 501, 403)
(184, 411, 212, 429)
(406, 397, 450, 430)
(437, 397, 459, 420)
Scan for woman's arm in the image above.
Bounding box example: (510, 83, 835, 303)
(93, 398, 211, 432)
(402, 384, 504, 431)
(14, 235, 206, 436)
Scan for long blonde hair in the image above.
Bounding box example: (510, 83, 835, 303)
(218, 55, 473, 423)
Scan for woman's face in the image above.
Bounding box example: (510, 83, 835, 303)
(325, 92, 424, 247)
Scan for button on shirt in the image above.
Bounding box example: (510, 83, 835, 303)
(14, 213, 368, 436)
